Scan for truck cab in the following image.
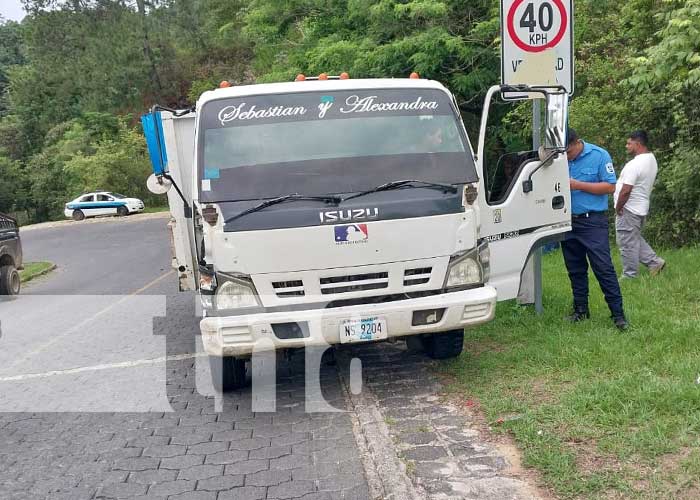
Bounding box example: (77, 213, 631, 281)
(144, 77, 571, 391)
(0, 213, 22, 296)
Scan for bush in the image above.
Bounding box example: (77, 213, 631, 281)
(63, 123, 156, 206)
(645, 146, 700, 247)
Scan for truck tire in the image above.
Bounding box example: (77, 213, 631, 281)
(0, 264, 20, 296)
(72, 209, 85, 221)
(424, 329, 464, 359)
(210, 356, 247, 392)
(117, 206, 129, 216)
(405, 335, 426, 353)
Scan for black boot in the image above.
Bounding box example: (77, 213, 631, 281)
(612, 315, 629, 331)
(566, 305, 590, 323)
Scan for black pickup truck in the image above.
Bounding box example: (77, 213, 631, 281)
(0, 212, 22, 295)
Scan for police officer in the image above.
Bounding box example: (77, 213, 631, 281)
(563, 129, 628, 330)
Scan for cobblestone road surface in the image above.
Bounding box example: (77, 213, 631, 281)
(0, 217, 542, 500)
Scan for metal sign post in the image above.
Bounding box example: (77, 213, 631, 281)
(532, 99, 544, 314)
(516, 99, 544, 312)
(502, 0, 573, 313)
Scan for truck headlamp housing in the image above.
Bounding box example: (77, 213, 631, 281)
(444, 242, 490, 289)
(199, 271, 217, 293)
(215, 274, 260, 310)
(445, 256, 481, 288)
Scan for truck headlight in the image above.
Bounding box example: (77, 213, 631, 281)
(215, 275, 260, 310)
(445, 256, 481, 288)
(444, 242, 490, 289)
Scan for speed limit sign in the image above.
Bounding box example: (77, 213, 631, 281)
(501, 0, 573, 98)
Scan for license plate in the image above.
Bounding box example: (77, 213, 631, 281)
(339, 317, 388, 344)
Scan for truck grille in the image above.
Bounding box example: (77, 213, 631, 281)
(272, 280, 305, 297)
(404, 267, 433, 286)
(320, 272, 389, 295)
(264, 262, 441, 301)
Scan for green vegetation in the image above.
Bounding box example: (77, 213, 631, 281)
(19, 261, 54, 282)
(444, 247, 700, 499)
(142, 205, 169, 214)
(0, 0, 697, 243)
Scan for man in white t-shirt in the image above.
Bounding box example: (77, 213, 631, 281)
(614, 130, 665, 278)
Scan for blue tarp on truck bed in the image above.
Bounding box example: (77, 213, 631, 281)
(141, 112, 168, 175)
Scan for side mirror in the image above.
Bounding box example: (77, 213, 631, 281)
(524, 148, 561, 194)
(537, 145, 559, 167)
(147, 173, 173, 195)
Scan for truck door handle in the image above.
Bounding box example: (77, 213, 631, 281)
(552, 196, 565, 210)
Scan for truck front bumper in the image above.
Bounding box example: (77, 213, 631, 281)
(199, 286, 497, 357)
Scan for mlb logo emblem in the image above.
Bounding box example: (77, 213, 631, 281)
(335, 224, 369, 244)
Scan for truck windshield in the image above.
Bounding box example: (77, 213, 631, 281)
(198, 88, 478, 202)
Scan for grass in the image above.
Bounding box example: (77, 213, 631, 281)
(19, 261, 55, 283)
(443, 246, 700, 499)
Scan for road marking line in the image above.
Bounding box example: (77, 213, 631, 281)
(7, 269, 176, 371)
(130, 269, 176, 295)
(0, 352, 207, 382)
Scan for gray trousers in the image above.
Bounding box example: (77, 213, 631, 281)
(615, 209, 663, 277)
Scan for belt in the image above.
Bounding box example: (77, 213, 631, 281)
(572, 211, 607, 219)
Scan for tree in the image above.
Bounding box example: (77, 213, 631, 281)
(240, 0, 498, 132)
(0, 156, 25, 213)
(0, 20, 26, 117)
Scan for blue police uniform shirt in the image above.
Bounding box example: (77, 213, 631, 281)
(568, 141, 617, 215)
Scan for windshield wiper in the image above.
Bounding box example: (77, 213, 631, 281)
(342, 180, 458, 203)
(224, 194, 342, 224)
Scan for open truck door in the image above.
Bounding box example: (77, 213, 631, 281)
(142, 110, 198, 291)
(476, 85, 572, 301)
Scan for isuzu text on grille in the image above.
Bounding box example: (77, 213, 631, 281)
(319, 208, 380, 224)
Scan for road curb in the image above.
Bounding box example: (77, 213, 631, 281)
(337, 349, 425, 500)
(21, 263, 57, 284)
(20, 211, 170, 232)
(340, 343, 544, 500)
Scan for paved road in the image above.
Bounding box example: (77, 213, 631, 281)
(19, 215, 172, 295)
(0, 216, 540, 500)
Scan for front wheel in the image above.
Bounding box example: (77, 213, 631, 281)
(0, 265, 20, 296)
(117, 206, 129, 216)
(405, 335, 427, 353)
(209, 356, 247, 392)
(72, 209, 85, 221)
(424, 329, 464, 360)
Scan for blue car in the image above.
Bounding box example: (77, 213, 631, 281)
(64, 192, 145, 221)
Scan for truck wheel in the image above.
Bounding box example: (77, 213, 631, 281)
(117, 206, 129, 216)
(0, 265, 20, 296)
(72, 209, 85, 221)
(322, 346, 337, 366)
(210, 356, 247, 392)
(425, 329, 464, 359)
(405, 335, 426, 353)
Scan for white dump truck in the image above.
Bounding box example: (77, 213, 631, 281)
(143, 75, 571, 391)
